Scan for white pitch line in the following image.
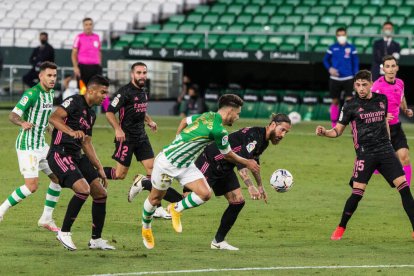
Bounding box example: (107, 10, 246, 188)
(91, 264, 414, 276)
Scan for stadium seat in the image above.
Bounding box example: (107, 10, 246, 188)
(396, 6, 412, 17)
(257, 92, 279, 119)
(227, 5, 244, 15)
(260, 5, 277, 16)
(269, 15, 285, 25)
(241, 93, 260, 118)
(294, 5, 311, 15)
(278, 93, 301, 115)
(316, 93, 332, 121)
(302, 14, 319, 25)
(298, 92, 320, 121)
(285, 15, 302, 25)
(204, 89, 221, 112)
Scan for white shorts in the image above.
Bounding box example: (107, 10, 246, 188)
(151, 152, 205, 191)
(16, 145, 52, 178)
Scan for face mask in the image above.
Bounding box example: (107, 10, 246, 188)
(337, 36, 347, 44)
(383, 30, 393, 37)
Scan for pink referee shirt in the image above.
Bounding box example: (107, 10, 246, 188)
(73, 33, 101, 65)
(372, 76, 404, 125)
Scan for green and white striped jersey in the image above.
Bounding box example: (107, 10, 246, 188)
(163, 112, 231, 168)
(13, 83, 54, 150)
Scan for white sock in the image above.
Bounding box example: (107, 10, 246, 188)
(41, 182, 61, 220)
(142, 198, 157, 228)
(0, 185, 32, 216)
(175, 192, 205, 212)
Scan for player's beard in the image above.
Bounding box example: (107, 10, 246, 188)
(270, 131, 281, 145)
(134, 78, 146, 88)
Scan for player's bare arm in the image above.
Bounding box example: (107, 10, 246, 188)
(9, 111, 33, 130)
(223, 151, 260, 174)
(401, 97, 413, 117)
(251, 169, 267, 203)
(315, 123, 346, 138)
(176, 117, 188, 135)
(49, 107, 85, 140)
(144, 113, 157, 132)
(238, 168, 260, 200)
(105, 111, 125, 142)
(82, 136, 108, 188)
(71, 48, 80, 78)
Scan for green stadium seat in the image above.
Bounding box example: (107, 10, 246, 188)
(164, 42, 179, 49)
(169, 34, 186, 45)
(319, 0, 333, 5)
(294, 5, 311, 15)
(313, 44, 328, 52)
(186, 34, 204, 45)
(299, 92, 320, 121)
(378, 6, 396, 16)
(278, 93, 301, 115)
(354, 15, 371, 26)
(181, 42, 196, 49)
(302, 0, 319, 5)
(262, 42, 278, 51)
(228, 24, 245, 32)
(316, 93, 332, 120)
(130, 41, 145, 48)
(361, 6, 378, 16)
(186, 14, 203, 24)
(153, 34, 170, 45)
(251, 0, 267, 5)
(344, 5, 361, 15)
(393, 37, 408, 48)
(169, 15, 186, 24)
(256, 92, 279, 119)
(347, 25, 363, 35)
(134, 33, 153, 44)
(178, 23, 195, 31)
(194, 5, 210, 15)
(245, 42, 262, 50)
(278, 5, 294, 16)
(310, 5, 327, 15)
(211, 4, 227, 14)
(285, 15, 302, 25)
(277, 24, 295, 33)
(370, 0, 386, 4)
(244, 5, 261, 15)
(392, 15, 406, 27)
(227, 5, 244, 15)
(405, 17, 414, 27)
(234, 35, 250, 45)
(234, 0, 250, 4)
(279, 43, 296, 51)
(362, 24, 380, 35)
(336, 15, 354, 26)
(328, 24, 343, 34)
(236, 14, 252, 25)
(269, 15, 285, 25)
(311, 24, 328, 34)
(387, 0, 403, 5)
(285, 36, 303, 46)
(207, 34, 220, 46)
(147, 42, 163, 49)
(203, 13, 219, 24)
(320, 14, 336, 25)
(302, 14, 319, 25)
(353, 37, 372, 48)
(306, 36, 320, 48)
(119, 34, 135, 43)
(252, 14, 269, 25)
(113, 40, 129, 50)
(241, 93, 260, 118)
(219, 14, 236, 25)
(334, 0, 351, 5)
(204, 89, 220, 112)
(213, 43, 228, 49)
(245, 24, 264, 32)
(251, 35, 268, 44)
(146, 24, 161, 31)
(163, 23, 179, 31)
(284, 0, 301, 5)
(396, 6, 412, 17)
(268, 36, 284, 45)
(229, 42, 245, 50)
(260, 5, 277, 16)
(219, 35, 236, 45)
(195, 23, 211, 32)
(327, 5, 343, 15)
(319, 36, 334, 46)
(212, 24, 228, 32)
(294, 24, 311, 33)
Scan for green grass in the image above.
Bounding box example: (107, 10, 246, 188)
(0, 111, 414, 275)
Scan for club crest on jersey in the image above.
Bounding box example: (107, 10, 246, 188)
(134, 96, 139, 101)
(358, 107, 364, 112)
(344, 48, 351, 58)
(62, 98, 73, 108)
(222, 135, 229, 145)
(20, 96, 29, 106)
(379, 102, 385, 109)
(111, 97, 120, 107)
(246, 141, 257, 153)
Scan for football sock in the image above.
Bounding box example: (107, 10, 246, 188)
(103, 167, 117, 180)
(330, 104, 339, 127)
(215, 201, 245, 243)
(41, 181, 61, 219)
(142, 179, 152, 191)
(174, 192, 205, 212)
(92, 196, 107, 239)
(339, 188, 364, 228)
(0, 185, 32, 216)
(403, 165, 412, 186)
(163, 188, 183, 203)
(142, 198, 156, 228)
(397, 182, 414, 230)
(61, 193, 89, 232)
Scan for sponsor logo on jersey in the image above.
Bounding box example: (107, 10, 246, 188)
(42, 103, 53, 109)
(20, 96, 29, 106)
(111, 97, 120, 107)
(222, 135, 228, 145)
(246, 141, 257, 153)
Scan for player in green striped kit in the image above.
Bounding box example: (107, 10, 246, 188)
(0, 62, 62, 232)
(140, 94, 260, 249)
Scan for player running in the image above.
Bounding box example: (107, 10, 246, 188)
(371, 55, 413, 185)
(316, 70, 414, 240)
(195, 113, 291, 250)
(103, 62, 181, 219)
(0, 61, 62, 232)
(140, 94, 260, 249)
(47, 75, 114, 251)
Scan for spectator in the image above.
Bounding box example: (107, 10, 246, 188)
(22, 32, 55, 87)
(371, 21, 401, 81)
(323, 27, 359, 127)
(180, 84, 206, 117)
(71, 17, 102, 85)
(62, 75, 79, 100)
(173, 75, 191, 115)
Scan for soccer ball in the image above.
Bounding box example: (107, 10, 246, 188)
(288, 111, 302, 125)
(270, 169, 294, 193)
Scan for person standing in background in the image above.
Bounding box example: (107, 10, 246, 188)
(23, 32, 55, 88)
(371, 22, 401, 81)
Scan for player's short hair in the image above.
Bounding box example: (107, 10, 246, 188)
(39, 61, 57, 72)
(131, 62, 147, 71)
(383, 21, 393, 27)
(218, 94, 243, 109)
(336, 27, 346, 34)
(382, 55, 398, 65)
(87, 75, 109, 87)
(83, 17, 93, 23)
(270, 113, 291, 125)
(354, 70, 372, 83)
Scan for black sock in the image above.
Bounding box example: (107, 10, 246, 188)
(163, 188, 183, 203)
(142, 179, 152, 191)
(104, 167, 116, 180)
(215, 201, 245, 243)
(339, 188, 364, 228)
(92, 196, 107, 239)
(61, 193, 89, 232)
(397, 182, 414, 231)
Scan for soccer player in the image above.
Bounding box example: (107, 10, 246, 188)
(316, 70, 414, 240)
(140, 94, 260, 249)
(372, 55, 413, 185)
(103, 62, 181, 219)
(47, 75, 114, 251)
(195, 113, 291, 250)
(0, 61, 62, 232)
(323, 27, 359, 127)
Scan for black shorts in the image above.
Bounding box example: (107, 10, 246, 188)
(47, 151, 99, 188)
(390, 122, 409, 151)
(195, 155, 240, 196)
(78, 64, 102, 85)
(329, 78, 354, 99)
(112, 139, 154, 167)
(350, 151, 404, 187)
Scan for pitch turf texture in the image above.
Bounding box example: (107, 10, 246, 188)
(0, 111, 414, 275)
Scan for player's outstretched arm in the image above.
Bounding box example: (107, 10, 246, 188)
(9, 112, 32, 130)
(176, 117, 188, 135)
(223, 151, 260, 174)
(238, 168, 260, 200)
(315, 123, 346, 138)
(251, 169, 267, 203)
(106, 111, 125, 142)
(144, 113, 157, 132)
(401, 97, 413, 118)
(49, 107, 85, 139)
(82, 136, 107, 187)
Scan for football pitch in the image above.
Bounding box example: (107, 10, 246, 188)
(1, 111, 414, 275)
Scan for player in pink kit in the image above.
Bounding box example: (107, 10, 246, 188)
(372, 55, 413, 185)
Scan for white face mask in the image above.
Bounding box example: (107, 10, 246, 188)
(337, 36, 347, 44)
(383, 29, 393, 37)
